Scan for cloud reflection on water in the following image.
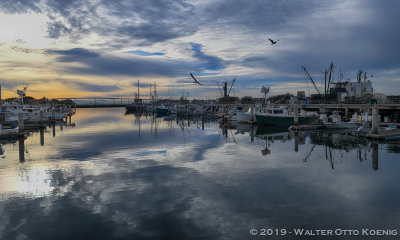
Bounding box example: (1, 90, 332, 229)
(0, 108, 399, 240)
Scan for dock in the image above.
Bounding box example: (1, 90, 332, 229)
(365, 128, 400, 140)
(289, 124, 326, 131)
(0, 132, 25, 140)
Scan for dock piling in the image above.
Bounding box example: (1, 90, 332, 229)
(250, 105, 254, 122)
(371, 107, 379, 134)
(40, 129, 44, 146)
(52, 110, 56, 122)
(40, 110, 44, 123)
(372, 143, 378, 171)
(19, 139, 25, 162)
(294, 106, 299, 126)
(18, 113, 24, 132)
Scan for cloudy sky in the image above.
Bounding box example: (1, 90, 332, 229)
(0, 0, 399, 99)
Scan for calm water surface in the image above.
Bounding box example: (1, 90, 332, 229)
(0, 108, 399, 240)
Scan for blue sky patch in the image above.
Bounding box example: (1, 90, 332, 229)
(125, 50, 165, 56)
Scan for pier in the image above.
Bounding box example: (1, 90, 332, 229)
(53, 97, 133, 108)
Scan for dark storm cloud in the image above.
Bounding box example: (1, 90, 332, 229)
(102, 0, 196, 43)
(39, 0, 198, 45)
(47, 21, 71, 39)
(46, 0, 83, 17)
(63, 81, 121, 92)
(48, 51, 193, 77)
(66, 56, 186, 77)
(45, 48, 100, 62)
(231, 0, 400, 86)
(45, 47, 211, 78)
(0, 0, 41, 14)
(190, 43, 224, 71)
(305, 1, 400, 71)
(204, 0, 322, 31)
(2, 0, 400, 93)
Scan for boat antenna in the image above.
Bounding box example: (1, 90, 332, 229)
(137, 79, 140, 100)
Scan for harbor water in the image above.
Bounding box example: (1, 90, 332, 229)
(0, 107, 399, 239)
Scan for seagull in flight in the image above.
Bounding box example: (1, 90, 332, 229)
(190, 72, 202, 85)
(267, 38, 279, 45)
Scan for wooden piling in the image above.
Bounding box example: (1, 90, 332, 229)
(52, 110, 56, 122)
(371, 107, 379, 134)
(18, 113, 24, 132)
(372, 143, 378, 171)
(19, 139, 25, 162)
(294, 106, 299, 126)
(250, 105, 254, 122)
(40, 129, 44, 146)
(40, 110, 44, 123)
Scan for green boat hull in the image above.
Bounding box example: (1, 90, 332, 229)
(256, 114, 312, 126)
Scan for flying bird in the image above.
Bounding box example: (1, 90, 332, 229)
(267, 38, 279, 45)
(190, 72, 202, 85)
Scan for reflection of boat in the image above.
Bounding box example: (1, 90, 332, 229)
(255, 125, 290, 136)
(1, 126, 19, 134)
(156, 105, 169, 116)
(256, 106, 312, 126)
(324, 121, 362, 129)
(0, 124, 24, 140)
(125, 104, 140, 113)
(255, 126, 291, 156)
(235, 123, 252, 134)
(321, 111, 362, 129)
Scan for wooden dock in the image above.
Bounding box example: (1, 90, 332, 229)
(365, 128, 400, 140)
(288, 124, 326, 131)
(0, 132, 25, 140)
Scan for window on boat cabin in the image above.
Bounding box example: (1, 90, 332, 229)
(273, 110, 283, 114)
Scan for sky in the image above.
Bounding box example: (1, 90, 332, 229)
(0, 0, 399, 99)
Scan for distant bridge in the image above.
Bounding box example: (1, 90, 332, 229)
(54, 97, 400, 111)
(53, 97, 136, 108)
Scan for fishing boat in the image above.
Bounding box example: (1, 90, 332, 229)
(255, 106, 313, 126)
(236, 106, 260, 123)
(156, 105, 169, 116)
(0, 124, 24, 139)
(322, 112, 362, 129)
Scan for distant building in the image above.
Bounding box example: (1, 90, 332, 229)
(297, 91, 305, 100)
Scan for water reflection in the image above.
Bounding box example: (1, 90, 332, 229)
(18, 139, 25, 163)
(40, 128, 44, 146)
(0, 108, 399, 240)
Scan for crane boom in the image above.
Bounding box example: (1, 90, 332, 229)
(301, 66, 321, 95)
(327, 62, 333, 93)
(228, 77, 236, 95)
(216, 82, 223, 97)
